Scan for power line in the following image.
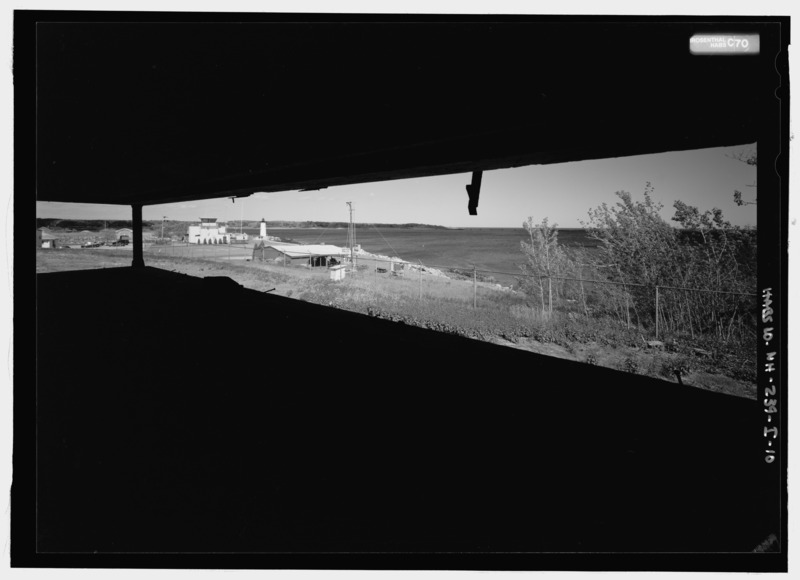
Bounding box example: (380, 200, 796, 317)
(370, 223, 402, 259)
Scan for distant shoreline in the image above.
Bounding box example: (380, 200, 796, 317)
(36, 218, 592, 232)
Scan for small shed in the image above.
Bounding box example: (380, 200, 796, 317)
(390, 260, 406, 276)
(329, 265, 346, 281)
(39, 229, 58, 249)
(252, 243, 347, 267)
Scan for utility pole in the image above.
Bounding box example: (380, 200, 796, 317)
(346, 201, 357, 273)
(227, 195, 245, 238)
(161, 215, 167, 240)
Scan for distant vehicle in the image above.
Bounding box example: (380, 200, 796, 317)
(81, 241, 103, 248)
(111, 239, 129, 246)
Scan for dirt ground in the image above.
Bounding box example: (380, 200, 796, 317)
(36, 248, 757, 400)
(488, 336, 757, 400)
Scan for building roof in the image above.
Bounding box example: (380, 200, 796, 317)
(267, 244, 346, 258)
(116, 228, 133, 234)
(40, 232, 58, 240)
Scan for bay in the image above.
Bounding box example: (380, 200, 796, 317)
(241, 226, 596, 287)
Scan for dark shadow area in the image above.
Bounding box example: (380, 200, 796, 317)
(27, 267, 776, 565)
(16, 11, 788, 572)
(32, 17, 767, 206)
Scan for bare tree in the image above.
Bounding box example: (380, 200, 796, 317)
(727, 148, 757, 206)
(519, 217, 570, 314)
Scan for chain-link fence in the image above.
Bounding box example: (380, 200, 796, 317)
(137, 242, 757, 345)
(505, 272, 758, 342)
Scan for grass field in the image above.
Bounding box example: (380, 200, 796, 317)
(36, 246, 757, 399)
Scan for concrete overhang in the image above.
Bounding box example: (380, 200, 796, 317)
(27, 15, 775, 207)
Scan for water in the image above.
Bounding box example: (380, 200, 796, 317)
(244, 226, 596, 287)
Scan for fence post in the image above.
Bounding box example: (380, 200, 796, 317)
(579, 267, 587, 316)
(655, 285, 660, 339)
(473, 265, 477, 309)
(625, 285, 630, 330)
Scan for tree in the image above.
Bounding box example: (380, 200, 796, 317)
(671, 200, 756, 292)
(728, 148, 757, 206)
(580, 184, 699, 332)
(670, 199, 757, 339)
(672, 201, 731, 231)
(519, 217, 571, 314)
(582, 184, 681, 289)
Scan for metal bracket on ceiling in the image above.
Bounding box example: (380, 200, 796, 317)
(228, 194, 254, 203)
(466, 170, 483, 216)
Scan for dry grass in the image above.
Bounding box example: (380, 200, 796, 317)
(37, 246, 756, 394)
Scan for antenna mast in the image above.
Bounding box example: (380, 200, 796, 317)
(346, 201, 357, 272)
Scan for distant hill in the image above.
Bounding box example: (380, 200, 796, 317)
(248, 220, 450, 229)
(37, 218, 160, 231)
(36, 218, 450, 231)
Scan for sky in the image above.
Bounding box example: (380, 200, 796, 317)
(36, 143, 758, 229)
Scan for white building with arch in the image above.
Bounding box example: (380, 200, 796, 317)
(187, 217, 229, 244)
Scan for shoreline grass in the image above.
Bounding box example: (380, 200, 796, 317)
(37, 247, 757, 394)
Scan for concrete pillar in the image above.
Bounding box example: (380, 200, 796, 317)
(132, 204, 145, 268)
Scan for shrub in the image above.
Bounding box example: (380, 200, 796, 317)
(621, 357, 639, 374)
(566, 184, 757, 342)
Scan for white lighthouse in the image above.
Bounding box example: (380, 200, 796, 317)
(259, 218, 267, 239)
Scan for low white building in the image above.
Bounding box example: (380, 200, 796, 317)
(253, 243, 348, 267)
(187, 217, 229, 244)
